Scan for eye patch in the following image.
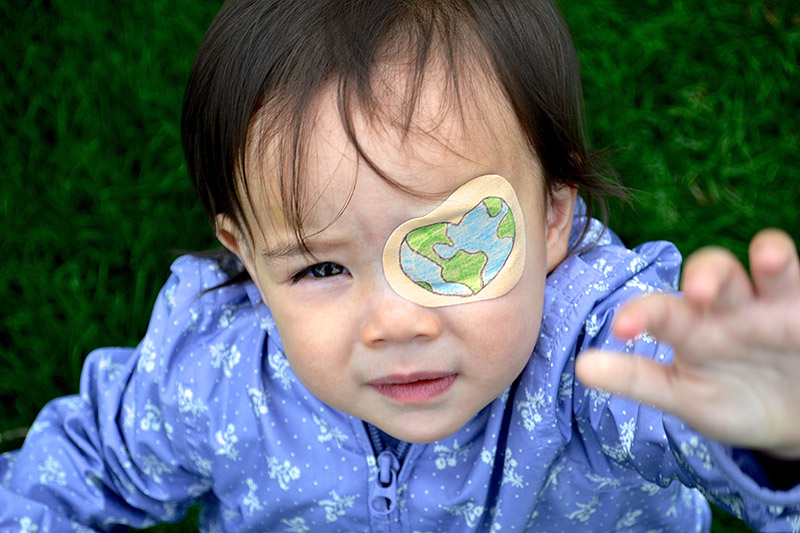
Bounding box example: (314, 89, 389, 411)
(382, 174, 526, 307)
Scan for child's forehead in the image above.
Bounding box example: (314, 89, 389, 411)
(252, 61, 517, 167)
(240, 59, 529, 232)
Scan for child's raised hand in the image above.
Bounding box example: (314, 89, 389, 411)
(576, 229, 800, 459)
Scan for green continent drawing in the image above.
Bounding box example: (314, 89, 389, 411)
(399, 197, 515, 296)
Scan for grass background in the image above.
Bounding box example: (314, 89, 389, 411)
(1, 0, 798, 530)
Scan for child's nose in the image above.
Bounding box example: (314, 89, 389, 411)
(360, 282, 442, 347)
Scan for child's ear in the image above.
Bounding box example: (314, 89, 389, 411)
(215, 214, 272, 305)
(215, 214, 257, 275)
(544, 186, 577, 272)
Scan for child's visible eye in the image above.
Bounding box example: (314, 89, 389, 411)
(291, 262, 349, 284)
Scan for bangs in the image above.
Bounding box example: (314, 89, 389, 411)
(240, 3, 498, 252)
(182, 0, 626, 259)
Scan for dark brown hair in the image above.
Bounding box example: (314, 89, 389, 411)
(181, 0, 624, 252)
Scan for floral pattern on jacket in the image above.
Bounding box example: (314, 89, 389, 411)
(2, 213, 800, 532)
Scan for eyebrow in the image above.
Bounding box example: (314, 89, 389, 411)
(260, 242, 306, 260)
(259, 236, 349, 260)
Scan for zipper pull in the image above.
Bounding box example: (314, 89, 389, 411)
(369, 450, 400, 515)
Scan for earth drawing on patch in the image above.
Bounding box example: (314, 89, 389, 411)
(399, 197, 516, 296)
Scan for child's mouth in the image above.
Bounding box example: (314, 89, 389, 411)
(368, 373, 457, 403)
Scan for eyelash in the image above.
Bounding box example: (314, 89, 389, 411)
(290, 262, 348, 284)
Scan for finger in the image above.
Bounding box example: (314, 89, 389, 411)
(576, 349, 677, 413)
(612, 292, 695, 346)
(680, 246, 753, 310)
(749, 229, 800, 300)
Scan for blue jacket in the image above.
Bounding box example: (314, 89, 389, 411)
(2, 215, 799, 532)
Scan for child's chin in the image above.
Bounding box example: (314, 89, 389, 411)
(372, 418, 466, 444)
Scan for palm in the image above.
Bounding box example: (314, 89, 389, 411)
(577, 229, 800, 458)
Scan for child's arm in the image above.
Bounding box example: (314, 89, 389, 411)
(0, 259, 214, 529)
(577, 229, 800, 460)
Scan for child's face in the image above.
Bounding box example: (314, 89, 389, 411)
(219, 67, 576, 443)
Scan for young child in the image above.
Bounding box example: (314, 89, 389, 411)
(2, 0, 799, 531)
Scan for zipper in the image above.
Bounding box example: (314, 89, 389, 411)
(367, 424, 411, 515)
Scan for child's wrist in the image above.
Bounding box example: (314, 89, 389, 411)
(763, 448, 800, 462)
(750, 450, 800, 491)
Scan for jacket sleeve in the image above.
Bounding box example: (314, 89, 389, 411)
(570, 241, 800, 532)
(0, 256, 222, 531)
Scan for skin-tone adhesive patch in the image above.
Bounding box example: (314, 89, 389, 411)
(382, 174, 526, 307)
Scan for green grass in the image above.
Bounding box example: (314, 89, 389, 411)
(1, 0, 797, 531)
(562, 0, 799, 257)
